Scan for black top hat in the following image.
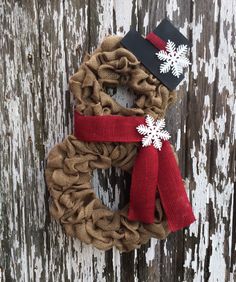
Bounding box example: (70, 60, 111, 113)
(120, 19, 192, 90)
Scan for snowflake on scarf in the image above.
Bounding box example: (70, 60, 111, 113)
(137, 115, 170, 150)
(156, 40, 191, 78)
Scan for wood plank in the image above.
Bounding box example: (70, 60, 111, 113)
(39, 1, 94, 281)
(38, 1, 77, 280)
(0, 1, 46, 281)
(184, 0, 236, 281)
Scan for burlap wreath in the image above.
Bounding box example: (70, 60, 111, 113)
(45, 36, 177, 252)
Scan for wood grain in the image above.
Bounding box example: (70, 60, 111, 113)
(0, 0, 235, 281)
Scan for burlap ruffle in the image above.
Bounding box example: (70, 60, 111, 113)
(45, 36, 177, 252)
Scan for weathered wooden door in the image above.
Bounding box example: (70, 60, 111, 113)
(1, 0, 235, 281)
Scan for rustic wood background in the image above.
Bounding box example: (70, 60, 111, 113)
(0, 0, 235, 281)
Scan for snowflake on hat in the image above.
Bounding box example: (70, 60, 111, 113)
(156, 40, 191, 78)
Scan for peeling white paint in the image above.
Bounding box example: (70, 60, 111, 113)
(114, 0, 135, 35)
(176, 128, 181, 151)
(143, 11, 149, 35)
(183, 1, 236, 278)
(204, 35, 217, 84)
(166, 0, 179, 20)
(191, 15, 203, 80)
(209, 227, 226, 282)
(97, 0, 113, 42)
(145, 239, 158, 266)
(113, 247, 121, 281)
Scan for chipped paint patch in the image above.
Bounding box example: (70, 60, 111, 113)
(176, 128, 181, 151)
(166, 0, 179, 19)
(145, 239, 158, 266)
(143, 11, 149, 35)
(114, 0, 135, 34)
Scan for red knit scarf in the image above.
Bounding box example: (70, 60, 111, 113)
(74, 112, 195, 232)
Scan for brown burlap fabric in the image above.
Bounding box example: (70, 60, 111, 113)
(45, 36, 177, 252)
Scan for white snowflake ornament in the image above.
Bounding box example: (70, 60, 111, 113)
(137, 115, 170, 150)
(156, 40, 191, 78)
